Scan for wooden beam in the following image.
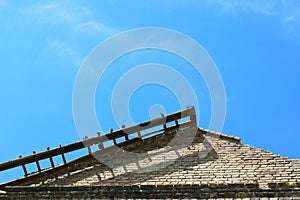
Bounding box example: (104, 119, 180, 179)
(0, 115, 196, 188)
(0, 106, 196, 179)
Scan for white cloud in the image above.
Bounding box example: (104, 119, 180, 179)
(76, 21, 116, 36)
(20, 1, 118, 67)
(37, 38, 83, 66)
(285, 15, 294, 22)
(208, 0, 300, 38)
(206, 0, 299, 20)
(21, 2, 116, 36)
(208, 0, 281, 16)
(22, 2, 84, 24)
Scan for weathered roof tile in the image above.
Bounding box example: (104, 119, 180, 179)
(11, 127, 297, 191)
(1, 107, 299, 198)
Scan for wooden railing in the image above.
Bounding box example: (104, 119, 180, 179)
(0, 106, 196, 185)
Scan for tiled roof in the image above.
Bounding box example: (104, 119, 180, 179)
(1, 107, 300, 199)
(17, 127, 300, 190)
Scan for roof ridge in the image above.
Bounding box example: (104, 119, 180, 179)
(198, 127, 242, 143)
(198, 127, 298, 160)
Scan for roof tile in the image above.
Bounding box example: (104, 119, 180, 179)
(12, 127, 298, 190)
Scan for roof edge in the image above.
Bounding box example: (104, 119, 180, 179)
(198, 127, 242, 144)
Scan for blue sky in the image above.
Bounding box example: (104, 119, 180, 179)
(0, 0, 299, 182)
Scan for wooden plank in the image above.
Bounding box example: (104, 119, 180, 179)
(0, 112, 196, 188)
(61, 153, 67, 164)
(49, 157, 55, 168)
(0, 135, 109, 171)
(36, 161, 41, 172)
(105, 107, 194, 140)
(0, 136, 144, 188)
(0, 106, 196, 175)
(21, 164, 28, 177)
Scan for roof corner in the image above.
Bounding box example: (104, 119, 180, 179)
(198, 127, 242, 144)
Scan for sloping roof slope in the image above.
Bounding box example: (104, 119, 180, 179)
(18, 127, 299, 190)
(1, 107, 300, 199)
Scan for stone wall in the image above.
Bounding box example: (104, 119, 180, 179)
(1, 184, 300, 199)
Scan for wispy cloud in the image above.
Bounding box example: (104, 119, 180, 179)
(38, 38, 83, 66)
(20, 1, 118, 67)
(208, 0, 300, 40)
(207, 0, 279, 16)
(21, 2, 116, 35)
(76, 21, 116, 36)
